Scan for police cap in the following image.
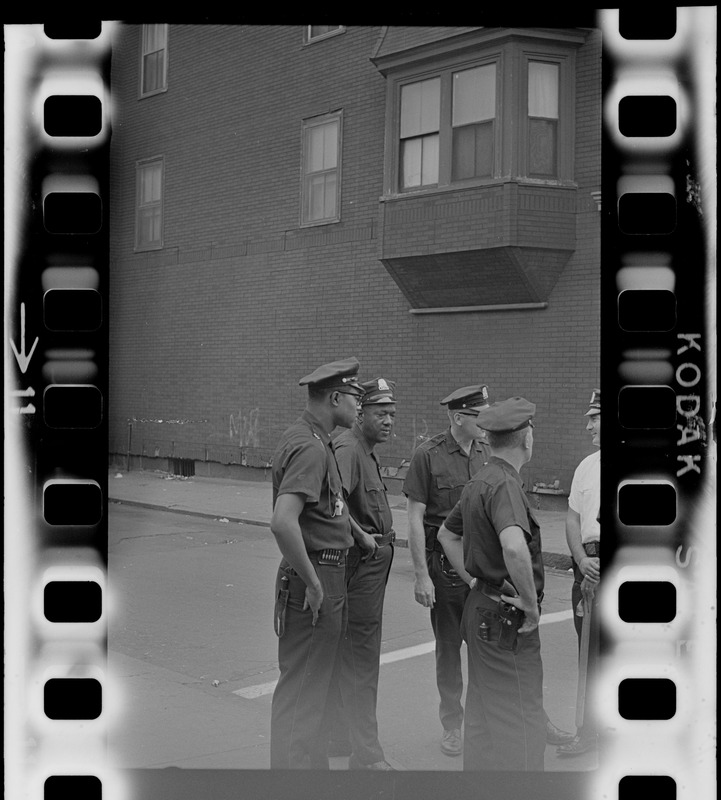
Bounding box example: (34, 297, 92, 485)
(585, 388, 601, 416)
(361, 377, 396, 405)
(298, 357, 364, 395)
(440, 384, 490, 411)
(476, 397, 536, 432)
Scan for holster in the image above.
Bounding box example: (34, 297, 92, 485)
(274, 574, 290, 638)
(497, 601, 524, 652)
(424, 524, 443, 553)
(474, 580, 527, 653)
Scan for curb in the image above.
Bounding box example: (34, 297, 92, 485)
(109, 497, 573, 571)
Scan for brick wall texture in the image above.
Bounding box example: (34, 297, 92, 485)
(108, 25, 602, 493)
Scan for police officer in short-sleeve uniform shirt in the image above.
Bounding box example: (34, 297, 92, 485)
(437, 398, 547, 771)
(402, 385, 491, 756)
(269, 357, 364, 769)
(326, 378, 397, 770)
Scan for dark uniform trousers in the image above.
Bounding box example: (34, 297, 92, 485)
(461, 590, 546, 771)
(325, 542, 394, 764)
(427, 546, 469, 732)
(270, 556, 348, 769)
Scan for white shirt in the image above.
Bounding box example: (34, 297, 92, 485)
(568, 450, 600, 543)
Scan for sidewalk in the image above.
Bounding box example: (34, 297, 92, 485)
(108, 469, 573, 570)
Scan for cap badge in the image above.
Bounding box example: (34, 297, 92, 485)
(378, 378, 389, 391)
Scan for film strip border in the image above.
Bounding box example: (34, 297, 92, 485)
(595, 7, 716, 800)
(4, 23, 121, 800)
(3, 11, 716, 800)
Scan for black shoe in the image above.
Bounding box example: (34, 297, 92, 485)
(545, 719, 576, 745)
(556, 735, 597, 756)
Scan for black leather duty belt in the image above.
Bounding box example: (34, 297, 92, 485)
(373, 530, 396, 546)
(308, 548, 347, 566)
(473, 579, 544, 605)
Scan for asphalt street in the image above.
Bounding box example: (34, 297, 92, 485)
(107, 503, 597, 775)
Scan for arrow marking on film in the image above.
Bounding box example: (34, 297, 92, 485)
(10, 303, 39, 374)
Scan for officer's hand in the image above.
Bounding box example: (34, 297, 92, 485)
(414, 575, 435, 608)
(303, 582, 324, 626)
(501, 594, 540, 634)
(580, 575, 597, 605)
(357, 531, 378, 562)
(579, 556, 600, 582)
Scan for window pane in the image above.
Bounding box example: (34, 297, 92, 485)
(529, 118, 557, 175)
(306, 121, 338, 173)
(453, 64, 496, 126)
(322, 123, 338, 169)
(138, 206, 160, 247)
(306, 126, 325, 173)
(140, 164, 162, 203)
(528, 62, 559, 118)
(400, 78, 440, 138)
(309, 25, 341, 38)
(421, 133, 439, 185)
(452, 122, 493, 180)
(323, 172, 337, 218)
(143, 24, 166, 53)
(401, 134, 439, 188)
(142, 51, 164, 94)
(401, 138, 422, 188)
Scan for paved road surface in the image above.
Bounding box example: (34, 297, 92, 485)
(108, 504, 597, 774)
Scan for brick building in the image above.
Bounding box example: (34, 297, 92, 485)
(108, 24, 601, 497)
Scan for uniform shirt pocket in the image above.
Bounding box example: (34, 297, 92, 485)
(364, 481, 386, 511)
(435, 475, 466, 509)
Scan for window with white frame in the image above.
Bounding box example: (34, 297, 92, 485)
(140, 24, 168, 97)
(451, 63, 496, 181)
(306, 25, 344, 43)
(400, 78, 440, 189)
(387, 37, 577, 194)
(135, 158, 164, 250)
(301, 113, 342, 225)
(527, 60, 559, 177)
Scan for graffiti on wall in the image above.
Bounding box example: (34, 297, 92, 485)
(411, 415, 429, 448)
(229, 406, 260, 448)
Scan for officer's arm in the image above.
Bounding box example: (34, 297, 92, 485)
(271, 493, 322, 593)
(566, 507, 600, 582)
(437, 524, 474, 585)
(407, 498, 435, 607)
(498, 525, 540, 632)
(349, 514, 378, 557)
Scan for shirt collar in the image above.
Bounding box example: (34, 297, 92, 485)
(301, 409, 332, 442)
(352, 421, 375, 455)
(446, 426, 486, 456)
(488, 455, 524, 484)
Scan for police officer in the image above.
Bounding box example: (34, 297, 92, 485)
(402, 385, 492, 756)
(326, 377, 397, 770)
(437, 398, 546, 771)
(269, 357, 364, 769)
(558, 389, 601, 757)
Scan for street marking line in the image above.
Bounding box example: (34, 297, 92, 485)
(540, 609, 575, 625)
(233, 680, 279, 699)
(232, 608, 574, 700)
